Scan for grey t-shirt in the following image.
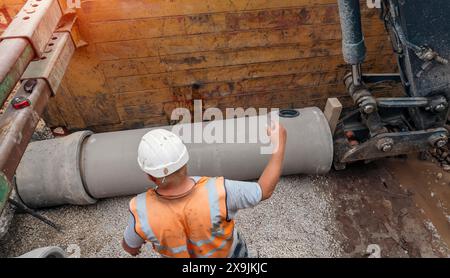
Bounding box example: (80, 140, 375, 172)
(123, 177, 262, 248)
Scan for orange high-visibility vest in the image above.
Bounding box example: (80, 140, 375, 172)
(129, 176, 235, 258)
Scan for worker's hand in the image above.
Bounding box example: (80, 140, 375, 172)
(267, 122, 287, 154)
(259, 122, 287, 200)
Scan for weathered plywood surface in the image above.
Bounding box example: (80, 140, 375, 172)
(0, 0, 400, 132)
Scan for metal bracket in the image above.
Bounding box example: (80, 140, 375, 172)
(20, 32, 75, 95)
(335, 127, 449, 163)
(376, 97, 429, 108)
(0, 0, 63, 57)
(55, 11, 87, 48)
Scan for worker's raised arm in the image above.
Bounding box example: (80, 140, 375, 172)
(258, 123, 287, 200)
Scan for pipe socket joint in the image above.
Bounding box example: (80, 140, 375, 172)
(16, 131, 97, 208)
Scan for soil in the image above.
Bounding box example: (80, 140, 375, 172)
(326, 158, 449, 257)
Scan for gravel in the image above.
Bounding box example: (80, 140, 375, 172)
(31, 120, 54, 141)
(0, 175, 342, 258)
(236, 175, 342, 258)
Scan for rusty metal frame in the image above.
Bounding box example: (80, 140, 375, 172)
(0, 39, 35, 107)
(0, 0, 66, 108)
(21, 32, 75, 95)
(0, 0, 82, 214)
(0, 28, 79, 213)
(0, 79, 52, 214)
(0, 27, 77, 213)
(0, 0, 63, 58)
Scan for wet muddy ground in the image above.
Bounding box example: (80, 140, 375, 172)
(326, 158, 449, 257)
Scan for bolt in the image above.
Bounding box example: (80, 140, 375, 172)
(377, 138, 394, 152)
(429, 134, 448, 148)
(24, 79, 37, 93)
(435, 104, 447, 112)
(423, 51, 435, 60)
(362, 104, 375, 114)
(436, 139, 447, 148)
(381, 144, 393, 152)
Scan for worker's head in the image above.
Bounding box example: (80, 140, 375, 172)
(137, 129, 189, 186)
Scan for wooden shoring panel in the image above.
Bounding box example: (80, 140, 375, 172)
(0, 0, 397, 132)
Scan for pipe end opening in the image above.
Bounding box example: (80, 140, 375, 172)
(279, 109, 300, 118)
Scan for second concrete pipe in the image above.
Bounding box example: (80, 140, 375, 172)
(16, 108, 334, 208)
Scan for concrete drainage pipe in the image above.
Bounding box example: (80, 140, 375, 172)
(16, 107, 334, 208)
(17, 246, 67, 258)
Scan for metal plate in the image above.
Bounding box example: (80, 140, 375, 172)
(21, 32, 75, 95)
(337, 128, 448, 163)
(0, 0, 63, 57)
(395, 0, 450, 96)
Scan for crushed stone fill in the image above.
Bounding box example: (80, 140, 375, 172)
(0, 175, 341, 258)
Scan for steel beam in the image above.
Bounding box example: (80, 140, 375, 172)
(0, 2, 77, 212)
(0, 38, 35, 107)
(0, 0, 64, 108)
(0, 79, 52, 213)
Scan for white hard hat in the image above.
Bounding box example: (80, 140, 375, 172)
(137, 129, 189, 178)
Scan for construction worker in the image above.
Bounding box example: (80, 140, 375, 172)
(122, 122, 287, 258)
